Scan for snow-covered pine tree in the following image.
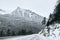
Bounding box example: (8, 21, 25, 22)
(40, 0, 60, 37)
(42, 17, 46, 25)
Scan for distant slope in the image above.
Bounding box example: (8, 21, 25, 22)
(0, 7, 45, 34)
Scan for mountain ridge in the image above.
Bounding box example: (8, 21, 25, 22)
(0, 7, 45, 34)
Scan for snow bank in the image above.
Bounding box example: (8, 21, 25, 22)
(39, 23, 60, 40)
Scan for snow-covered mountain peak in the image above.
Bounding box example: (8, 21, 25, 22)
(11, 7, 23, 17)
(17, 7, 21, 9)
(11, 7, 43, 22)
(16, 7, 21, 11)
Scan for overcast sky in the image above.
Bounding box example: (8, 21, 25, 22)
(0, 0, 58, 18)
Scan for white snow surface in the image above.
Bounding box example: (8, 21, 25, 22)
(0, 34, 48, 40)
(0, 34, 60, 40)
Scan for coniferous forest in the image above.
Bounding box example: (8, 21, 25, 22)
(0, 28, 33, 37)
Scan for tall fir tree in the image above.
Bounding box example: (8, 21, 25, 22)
(18, 31, 21, 35)
(7, 29, 11, 36)
(0, 30, 3, 37)
(21, 30, 26, 35)
(47, 1, 60, 26)
(42, 17, 46, 25)
(46, 14, 53, 26)
(46, 0, 60, 34)
(12, 31, 15, 36)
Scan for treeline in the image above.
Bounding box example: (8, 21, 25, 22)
(0, 29, 33, 37)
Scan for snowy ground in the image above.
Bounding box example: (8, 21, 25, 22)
(0, 34, 60, 40)
(0, 34, 47, 40)
(0, 34, 51, 40)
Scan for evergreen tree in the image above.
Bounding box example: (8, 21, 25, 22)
(0, 30, 3, 37)
(7, 29, 10, 36)
(0, 30, 6, 37)
(21, 30, 26, 35)
(40, 0, 60, 37)
(46, 14, 52, 26)
(27, 31, 33, 35)
(45, 1, 60, 35)
(53, 2, 60, 23)
(18, 31, 21, 35)
(46, 13, 54, 33)
(47, 2, 60, 26)
(42, 17, 46, 25)
(12, 31, 15, 36)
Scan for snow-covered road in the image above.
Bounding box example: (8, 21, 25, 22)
(0, 34, 47, 40)
(0, 34, 60, 40)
